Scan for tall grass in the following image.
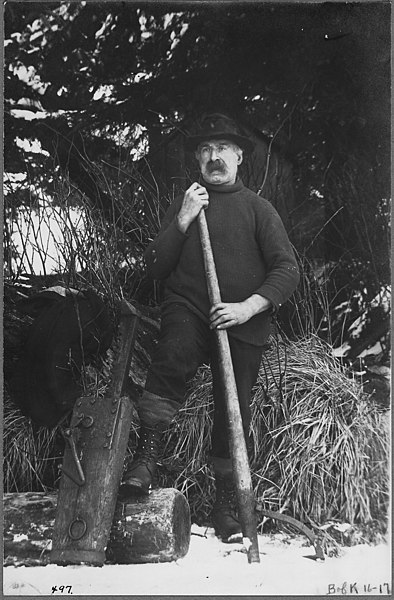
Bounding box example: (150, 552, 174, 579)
(4, 156, 170, 307)
(3, 391, 61, 492)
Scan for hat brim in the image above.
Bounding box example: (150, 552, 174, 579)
(185, 133, 255, 154)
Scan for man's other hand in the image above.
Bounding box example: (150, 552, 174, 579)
(209, 295, 272, 329)
(176, 182, 209, 233)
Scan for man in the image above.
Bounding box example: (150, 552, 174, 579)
(120, 114, 299, 542)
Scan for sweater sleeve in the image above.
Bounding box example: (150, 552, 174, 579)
(144, 197, 189, 280)
(254, 203, 300, 311)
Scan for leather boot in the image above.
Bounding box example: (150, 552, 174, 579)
(119, 424, 163, 497)
(211, 475, 242, 543)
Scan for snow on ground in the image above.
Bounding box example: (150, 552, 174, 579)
(3, 525, 391, 596)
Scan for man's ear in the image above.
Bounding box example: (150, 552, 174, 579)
(237, 150, 244, 165)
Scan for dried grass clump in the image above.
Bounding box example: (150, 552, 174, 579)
(159, 368, 216, 521)
(3, 391, 60, 492)
(251, 335, 389, 526)
(158, 334, 389, 529)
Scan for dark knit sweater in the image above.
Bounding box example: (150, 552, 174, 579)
(144, 179, 299, 345)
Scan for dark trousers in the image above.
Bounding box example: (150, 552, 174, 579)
(145, 303, 263, 460)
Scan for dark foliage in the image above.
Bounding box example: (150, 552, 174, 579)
(9, 288, 113, 427)
(4, 3, 390, 350)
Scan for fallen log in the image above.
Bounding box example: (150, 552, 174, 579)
(4, 489, 191, 566)
(4, 492, 56, 566)
(107, 488, 191, 564)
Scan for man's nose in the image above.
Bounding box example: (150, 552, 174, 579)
(209, 147, 219, 160)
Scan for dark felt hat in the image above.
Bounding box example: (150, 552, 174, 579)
(186, 113, 255, 153)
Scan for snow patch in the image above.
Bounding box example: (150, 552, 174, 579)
(3, 525, 391, 596)
(12, 534, 28, 542)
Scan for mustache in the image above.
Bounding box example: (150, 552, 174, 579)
(206, 160, 226, 173)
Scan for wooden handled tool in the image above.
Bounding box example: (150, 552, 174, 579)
(50, 300, 141, 565)
(198, 210, 260, 564)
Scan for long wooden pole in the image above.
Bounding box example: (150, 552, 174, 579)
(198, 210, 260, 564)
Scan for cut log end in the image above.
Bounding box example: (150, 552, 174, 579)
(107, 488, 191, 564)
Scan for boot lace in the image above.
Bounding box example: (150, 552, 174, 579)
(133, 427, 161, 467)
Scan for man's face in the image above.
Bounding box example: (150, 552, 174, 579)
(195, 139, 243, 185)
